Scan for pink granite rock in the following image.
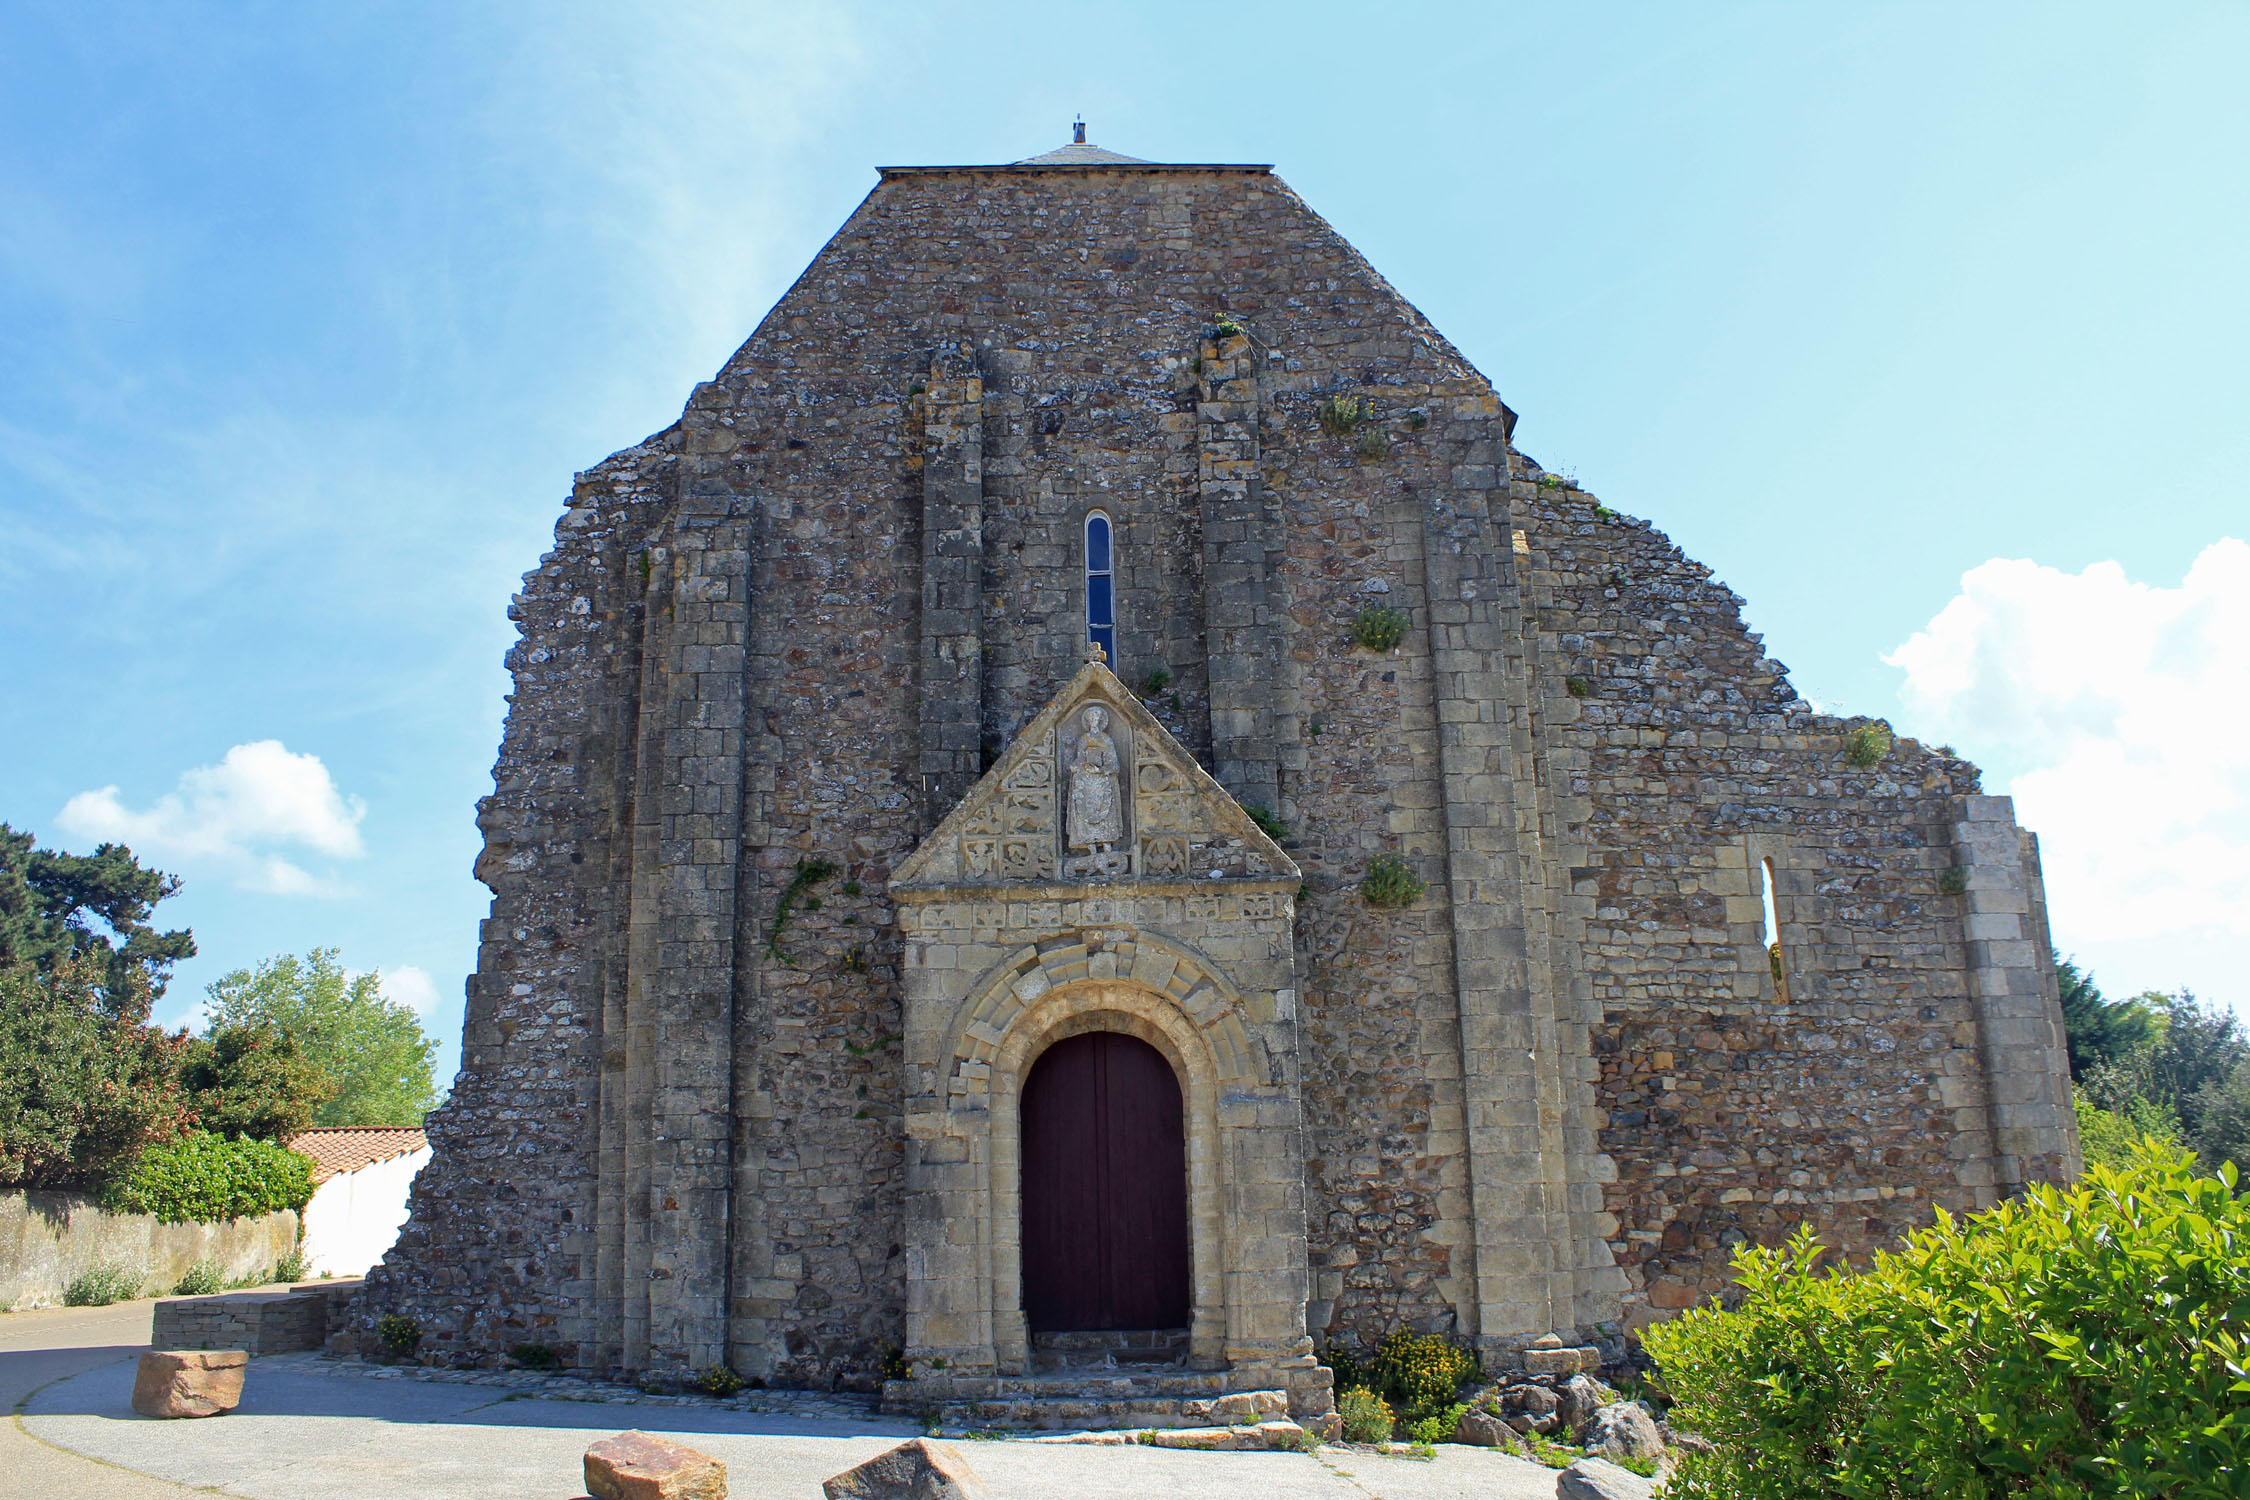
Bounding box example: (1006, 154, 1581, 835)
(822, 1437, 989, 1499)
(583, 1430, 728, 1500)
(131, 1349, 248, 1418)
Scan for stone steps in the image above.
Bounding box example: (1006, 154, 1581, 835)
(882, 1375, 1291, 1431)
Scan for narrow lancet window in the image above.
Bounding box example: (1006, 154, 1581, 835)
(1085, 511, 1115, 664)
(1760, 856, 1791, 1003)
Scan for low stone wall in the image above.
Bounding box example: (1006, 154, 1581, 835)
(153, 1280, 361, 1354)
(0, 1190, 298, 1309)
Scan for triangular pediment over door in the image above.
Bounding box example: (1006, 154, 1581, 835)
(891, 653, 1299, 892)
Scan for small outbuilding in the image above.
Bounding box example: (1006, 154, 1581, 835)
(288, 1127, 430, 1278)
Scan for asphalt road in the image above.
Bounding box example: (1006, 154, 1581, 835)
(1, 1295, 204, 1499)
(5, 1300, 1566, 1499)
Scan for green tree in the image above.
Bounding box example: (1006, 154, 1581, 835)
(2071, 1088, 2178, 1172)
(0, 824, 195, 1021)
(0, 953, 194, 1187)
(179, 1024, 333, 1141)
(203, 950, 438, 1126)
(2053, 952, 2159, 1081)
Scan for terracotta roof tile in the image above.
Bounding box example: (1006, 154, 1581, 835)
(287, 1126, 430, 1184)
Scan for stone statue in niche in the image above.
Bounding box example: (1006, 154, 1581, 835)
(1063, 704, 1130, 879)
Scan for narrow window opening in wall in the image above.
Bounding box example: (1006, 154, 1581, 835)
(1760, 856, 1791, 1003)
(1085, 511, 1116, 664)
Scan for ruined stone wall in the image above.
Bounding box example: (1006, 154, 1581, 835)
(1507, 472, 2077, 1329)
(356, 440, 677, 1367)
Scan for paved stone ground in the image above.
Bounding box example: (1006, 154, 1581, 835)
(8, 1302, 1564, 1499)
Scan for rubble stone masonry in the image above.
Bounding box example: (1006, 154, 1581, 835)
(350, 146, 2078, 1389)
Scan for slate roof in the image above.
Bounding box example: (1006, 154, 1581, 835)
(288, 1126, 430, 1184)
(1011, 141, 1150, 166)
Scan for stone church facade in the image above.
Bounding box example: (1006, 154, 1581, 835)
(351, 137, 2078, 1411)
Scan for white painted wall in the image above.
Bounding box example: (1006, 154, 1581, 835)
(299, 1146, 431, 1278)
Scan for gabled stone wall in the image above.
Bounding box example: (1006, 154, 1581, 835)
(352, 152, 2077, 1386)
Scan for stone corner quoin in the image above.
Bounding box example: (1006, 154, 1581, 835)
(345, 140, 2080, 1391)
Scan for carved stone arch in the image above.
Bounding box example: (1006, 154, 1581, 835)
(940, 928, 1263, 1103)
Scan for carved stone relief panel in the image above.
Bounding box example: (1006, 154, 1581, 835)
(960, 733, 1058, 881)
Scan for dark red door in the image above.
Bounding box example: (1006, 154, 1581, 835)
(1020, 1031, 1190, 1331)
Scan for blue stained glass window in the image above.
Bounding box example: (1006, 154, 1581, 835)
(1085, 511, 1116, 663)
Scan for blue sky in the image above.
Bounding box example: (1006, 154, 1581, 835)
(4, 2, 2243, 1085)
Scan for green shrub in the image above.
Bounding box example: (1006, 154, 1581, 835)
(1843, 721, 1893, 769)
(696, 1363, 747, 1397)
(376, 1312, 421, 1356)
(63, 1262, 144, 1306)
(103, 1130, 315, 1222)
(1361, 854, 1426, 910)
(1564, 676, 1590, 698)
(272, 1245, 309, 1283)
(172, 1259, 224, 1296)
(1368, 1330, 1480, 1426)
(1337, 1385, 1395, 1443)
(1644, 1144, 2250, 1500)
(1352, 604, 1407, 652)
(509, 1342, 560, 1371)
(1405, 1403, 1466, 1444)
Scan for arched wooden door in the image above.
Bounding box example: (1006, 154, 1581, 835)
(1020, 1031, 1191, 1331)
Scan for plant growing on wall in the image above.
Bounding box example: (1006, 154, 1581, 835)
(1352, 605, 1408, 653)
(1316, 393, 1371, 436)
(766, 856, 838, 965)
(376, 1313, 421, 1357)
(1844, 722, 1894, 769)
(1243, 803, 1291, 842)
(1361, 854, 1426, 909)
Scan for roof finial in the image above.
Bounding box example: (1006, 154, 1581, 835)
(1084, 637, 1107, 665)
(1073, 116, 1087, 146)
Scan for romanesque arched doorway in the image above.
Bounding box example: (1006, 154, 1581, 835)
(1019, 1030, 1191, 1331)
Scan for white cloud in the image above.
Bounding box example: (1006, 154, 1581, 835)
(376, 965, 441, 1016)
(57, 739, 367, 896)
(1885, 539, 2250, 952)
